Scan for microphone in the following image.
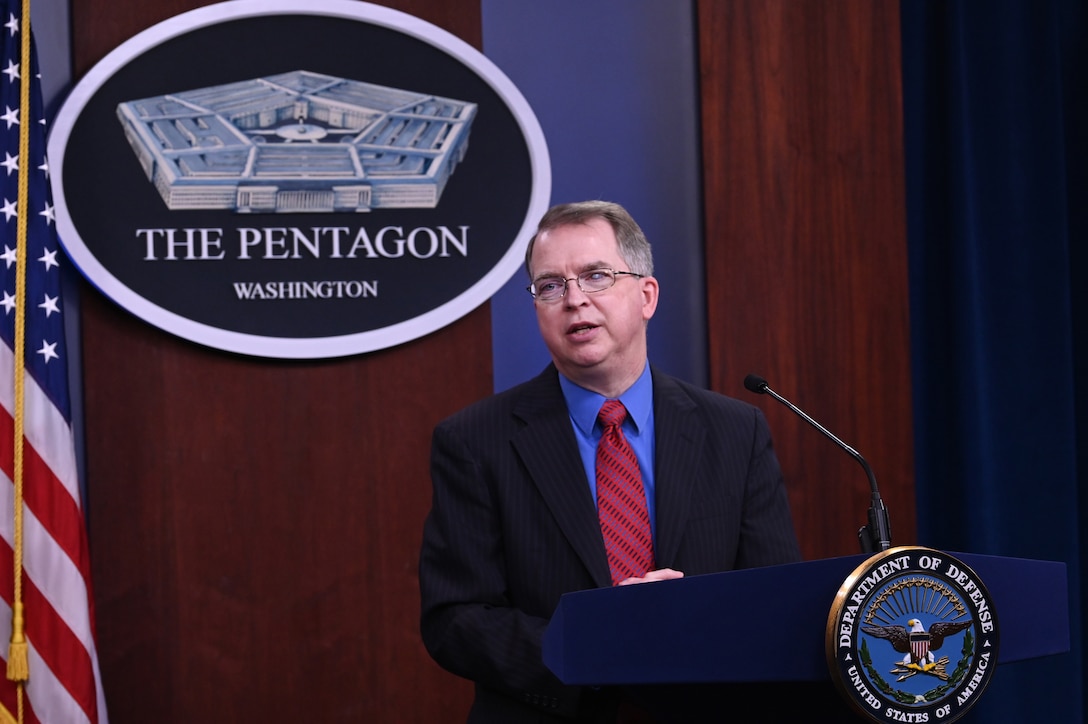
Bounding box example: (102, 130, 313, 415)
(743, 373, 892, 554)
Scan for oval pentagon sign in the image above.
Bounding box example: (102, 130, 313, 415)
(49, 0, 550, 358)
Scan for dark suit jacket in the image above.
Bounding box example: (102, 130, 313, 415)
(419, 365, 801, 723)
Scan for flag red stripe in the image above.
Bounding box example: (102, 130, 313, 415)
(0, 681, 43, 724)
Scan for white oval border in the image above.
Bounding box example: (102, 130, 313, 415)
(48, 0, 550, 359)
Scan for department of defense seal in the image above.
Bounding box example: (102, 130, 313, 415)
(826, 546, 999, 723)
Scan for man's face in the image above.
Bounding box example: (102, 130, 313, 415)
(528, 218, 658, 396)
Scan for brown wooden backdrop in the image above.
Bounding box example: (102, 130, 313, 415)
(699, 0, 917, 560)
(68, 0, 915, 721)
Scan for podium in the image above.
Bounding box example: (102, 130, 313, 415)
(542, 552, 1069, 722)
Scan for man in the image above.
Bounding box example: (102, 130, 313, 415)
(419, 201, 801, 723)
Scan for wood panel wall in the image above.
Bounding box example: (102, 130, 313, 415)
(698, 0, 917, 559)
(68, 0, 916, 721)
(72, 1, 481, 721)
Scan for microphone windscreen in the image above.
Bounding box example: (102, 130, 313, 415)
(743, 374, 769, 394)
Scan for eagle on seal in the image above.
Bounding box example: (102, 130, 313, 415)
(861, 618, 971, 671)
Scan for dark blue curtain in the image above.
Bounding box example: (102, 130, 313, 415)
(901, 1, 1085, 722)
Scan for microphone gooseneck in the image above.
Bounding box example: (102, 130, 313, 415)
(743, 373, 892, 554)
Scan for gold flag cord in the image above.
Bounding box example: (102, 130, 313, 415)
(6, 1, 35, 723)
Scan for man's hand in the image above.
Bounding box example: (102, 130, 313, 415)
(617, 568, 684, 586)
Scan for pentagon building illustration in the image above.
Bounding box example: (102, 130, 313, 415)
(116, 71, 477, 213)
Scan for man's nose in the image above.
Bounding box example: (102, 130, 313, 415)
(563, 280, 590, 305)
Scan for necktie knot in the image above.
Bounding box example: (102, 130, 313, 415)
(598, 399, 627, 429)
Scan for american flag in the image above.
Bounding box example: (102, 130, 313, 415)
(0, 1, 108, 723)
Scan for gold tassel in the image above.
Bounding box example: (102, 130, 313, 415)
(6, 603, 29, 682)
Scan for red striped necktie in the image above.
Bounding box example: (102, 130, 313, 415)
(595, 399, 654, 585)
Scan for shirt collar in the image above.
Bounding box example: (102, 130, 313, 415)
(559, 363, 653, 435)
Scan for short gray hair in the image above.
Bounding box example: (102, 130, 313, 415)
(525, 200, 654, 279)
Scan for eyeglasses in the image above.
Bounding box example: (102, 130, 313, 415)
(526, 268, 644, 302)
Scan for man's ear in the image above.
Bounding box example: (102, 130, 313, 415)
(640, 276, 659, 321)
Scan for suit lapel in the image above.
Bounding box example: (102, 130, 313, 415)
(511, 367, 613, 588)
(650, 370, 703, 568)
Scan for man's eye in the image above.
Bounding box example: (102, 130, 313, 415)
(537, 280, 562, 293)
(584, 271, 608, 282)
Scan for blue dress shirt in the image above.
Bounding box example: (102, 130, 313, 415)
(558, 364, 657, 538)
